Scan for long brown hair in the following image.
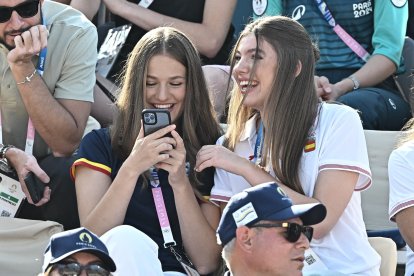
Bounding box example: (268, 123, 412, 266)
(225, 16, 320, 194)
(111, 27, 222, 191)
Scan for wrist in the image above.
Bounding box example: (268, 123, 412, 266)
(336, 78, 355, 95)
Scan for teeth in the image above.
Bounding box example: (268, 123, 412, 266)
(239, 80, 258, 86)
(154, 104, 173, 109)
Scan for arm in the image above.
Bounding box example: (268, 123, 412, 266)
(8, 25, 96, 156)
(103, 0, 237, 58)
(319, 2, 408, 101)
(157, 130, 221, 274)
(71, 0, 102, 21)
(76, 125, 177, 235)
(395, 208, 414, 250)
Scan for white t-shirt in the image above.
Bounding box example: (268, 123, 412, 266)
(212, 103, 380, 275)
(388, 140, 414, 276)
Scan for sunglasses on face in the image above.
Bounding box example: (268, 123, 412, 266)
(0, 0, 40, 23)
(50, 262, 110, 276)
(250, 222, 314, 243)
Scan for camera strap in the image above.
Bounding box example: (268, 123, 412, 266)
(148, 166, 200, 276)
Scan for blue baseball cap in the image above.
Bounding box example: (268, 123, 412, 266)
(217, 182, 327, 246)
(42, 227, 116, 272)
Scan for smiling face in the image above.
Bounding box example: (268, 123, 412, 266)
(144, 54, 187, 123)
(233, 33, 277, 113)
(0, 0, 42, 50)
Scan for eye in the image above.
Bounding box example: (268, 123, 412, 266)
(170, 82, 183, 87)
(234, 54, 241, 62)
(146, 82, 156, 87)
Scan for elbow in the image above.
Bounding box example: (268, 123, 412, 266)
(51, 142, 79, 157)
(193, 250, 221, 275)
(195, 263, 219, 275)
(202, 38, 223, 59)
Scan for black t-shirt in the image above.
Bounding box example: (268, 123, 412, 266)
(108, 0, 235, 81)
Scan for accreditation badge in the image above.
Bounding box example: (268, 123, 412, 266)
(0, 171, 25, 217)
(138, 0, 154, 8)
(252, 0, 268, 16)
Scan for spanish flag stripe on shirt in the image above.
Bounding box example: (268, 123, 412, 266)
(304, 140, 316, 152)
(71, 158, 112, 180)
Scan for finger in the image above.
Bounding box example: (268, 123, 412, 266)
(20, 30, 33, 53)
(155, 142, 174, 153)
(137, 122, 145, 140)
(38, 25, 48, 49)
(148, 124, 176, 140)
(14, 35, 24, 49)
(170, 130, 184, 150)
(35, 186, 51, 206)
(29, 26, 41, 53)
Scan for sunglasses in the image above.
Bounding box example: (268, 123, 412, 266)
(0, 0, 40, 23)
(50, 262, 110, 276)
(250, 222, 314, 243)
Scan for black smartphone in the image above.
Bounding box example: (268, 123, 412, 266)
(24, 172, 45, 204)
(142, 109, 172, 136)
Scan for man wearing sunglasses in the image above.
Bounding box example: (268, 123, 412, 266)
(217, 182, 327, 276)
(42, 227, 116, 276)
(0, 0, 97, 229)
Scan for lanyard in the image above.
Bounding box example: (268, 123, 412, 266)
(313, 0, 371, 62)
(0, 20, 47, 155)
(250, 121, 263, 165)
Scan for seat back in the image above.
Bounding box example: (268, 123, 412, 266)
(368, 237, 397, 276)
(361, 130, 401, 230)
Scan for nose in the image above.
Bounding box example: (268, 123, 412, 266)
(156, 83, 169, 101)
(8, 11, 25, 29)
(296, 232, 310, 250)
(234, 56, 252, 77)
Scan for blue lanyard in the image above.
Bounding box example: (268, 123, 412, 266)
(37, 17, 47, 75)
(313, 0, 336, 27)
(252, 121, 263, 165)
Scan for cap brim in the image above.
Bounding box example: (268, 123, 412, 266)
(47, 248, 116, 272)
(291, 203, 327, 226)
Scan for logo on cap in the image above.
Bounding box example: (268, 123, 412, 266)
(79, 232, 93, 244)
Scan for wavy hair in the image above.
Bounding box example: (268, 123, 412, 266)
(111, 27, 222, 192)
(225, 16, 320, 194)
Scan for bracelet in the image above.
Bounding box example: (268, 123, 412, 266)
(0, 145, 15, 159)
(16, 69, 37, 85)
(347, 75, 360, 90)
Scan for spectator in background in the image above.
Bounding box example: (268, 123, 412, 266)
(68, 0, 237, 83)
(254, 0, 411, 130)
(0, 0, 97, 229)
(217, 182, 327, 276)
(389, 119, 414, 276)
(408, 0, 414, 39)
(196, 16, 380, 275)
(42, 227, 116, 276)
(72, 27, 223, 275)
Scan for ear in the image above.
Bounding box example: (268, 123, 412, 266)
(295, 60, 302, 77)
(235, 226, 255, 253)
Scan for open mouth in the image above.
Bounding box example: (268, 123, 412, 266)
(153, 104, 173, 109)
(239, 80, 258, 93)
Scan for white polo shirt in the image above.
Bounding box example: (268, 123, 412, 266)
(389, 140, 414, 276)
(212, 103, 380, 275)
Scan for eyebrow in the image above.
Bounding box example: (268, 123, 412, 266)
(236, 48, 265, 55)
(146, 75, 186, 80)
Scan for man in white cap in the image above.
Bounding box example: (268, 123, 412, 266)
(42, 227, 116, 276)
(217, 182, 327, 276)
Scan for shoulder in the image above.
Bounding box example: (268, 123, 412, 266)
(319, 103, 361, 125)
(43, 1, 95, 31)
(390, 140, 414, 165)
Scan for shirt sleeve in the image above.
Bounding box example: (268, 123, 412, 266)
(318, 104, 372, 191)
(372, 0, 408, 67)
(388, 144, 414, 221)
(71, 129, 113, 179)
(54, 25, 97, 102)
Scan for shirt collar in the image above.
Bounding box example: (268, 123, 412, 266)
(240, 113, 260, 142)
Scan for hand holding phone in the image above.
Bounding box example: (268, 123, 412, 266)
(142, 109, 172, 136)
(24, 172, 45, 204)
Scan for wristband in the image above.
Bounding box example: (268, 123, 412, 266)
(0, 145, 15, 159)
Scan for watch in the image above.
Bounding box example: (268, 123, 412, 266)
(347, 75, 360, 90)
(0, 144, 15, 159)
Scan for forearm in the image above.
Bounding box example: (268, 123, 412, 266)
(173, 181, 221, 274)
(109, 1, 235, 58)
(334, 54, 397, 96)
(11, 64, 88, 155)
(71, 0, 101, 20)
(80, 166, 141, 236)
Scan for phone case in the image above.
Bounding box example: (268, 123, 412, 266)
(25, 172, 44, 204)
(142, 109, 171, 136)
